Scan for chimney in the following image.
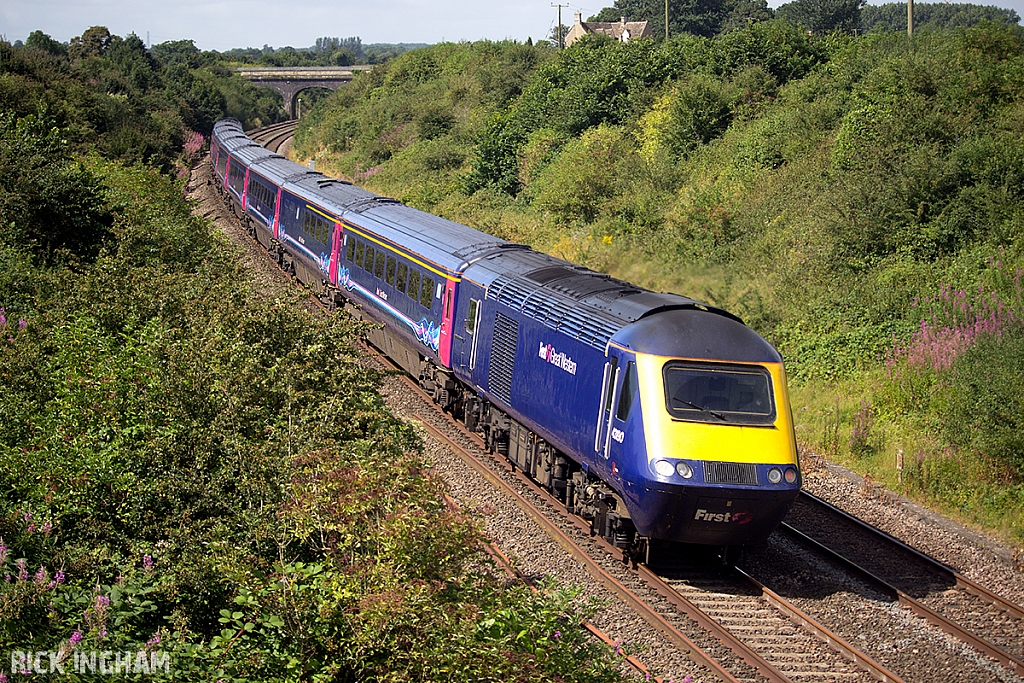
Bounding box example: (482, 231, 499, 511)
(621, 16, 627, 25)
(575, 11, 582, 25)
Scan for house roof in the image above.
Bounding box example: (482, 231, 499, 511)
(565, 13, 652, 46)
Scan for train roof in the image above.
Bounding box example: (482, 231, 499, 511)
(215, 119, 504, 273)
(463, 247, 739, 350)
(247, 155, 310, 185)
(616, 308, 780, 363)
(343, 202, 516, 276)
(287, 175, 377, 212)
(212, 119, 755, 354)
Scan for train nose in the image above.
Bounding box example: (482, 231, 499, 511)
(629, 485, 799, 546)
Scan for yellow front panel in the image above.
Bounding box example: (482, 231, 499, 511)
(634, 352, 798, 466)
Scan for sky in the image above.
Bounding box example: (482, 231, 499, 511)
(2, 0, 1023, 52)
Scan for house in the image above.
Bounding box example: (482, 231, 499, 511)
(564, 12, 653, 47)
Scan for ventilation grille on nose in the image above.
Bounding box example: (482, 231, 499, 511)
(704, 462, 758, 486)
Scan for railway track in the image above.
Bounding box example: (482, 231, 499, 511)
(780, 492, 1024, 675)
(200, 131, 1024, 683)
(247, 120, 298, 154)
(388, 373, 906, 683)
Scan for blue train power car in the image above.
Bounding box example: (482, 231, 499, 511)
(211, 118, 801, 556)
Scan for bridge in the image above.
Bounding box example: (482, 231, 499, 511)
(234, 66, 374, 118)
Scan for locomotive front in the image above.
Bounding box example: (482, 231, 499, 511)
(605, 307, 800, 547)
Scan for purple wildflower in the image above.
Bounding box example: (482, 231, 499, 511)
(143, 554, 154, 570)
(0, 540, 8, 564)
(34, 566, 48, 584)
(18, 319, 26, 330)
(16, 558, 28, 581)
(69, 631, 83, 645)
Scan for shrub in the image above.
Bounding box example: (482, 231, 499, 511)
(531, 125, 633, 224)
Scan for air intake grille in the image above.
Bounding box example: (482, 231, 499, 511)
(704, 462, 758, 486)
(489, 313, 518, 405)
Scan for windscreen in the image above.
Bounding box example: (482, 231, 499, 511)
(663, 362, 775, 425)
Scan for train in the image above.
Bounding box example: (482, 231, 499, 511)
(210, 117, 801, 559)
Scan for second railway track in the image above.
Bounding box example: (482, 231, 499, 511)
(778, 492, 1024, 674)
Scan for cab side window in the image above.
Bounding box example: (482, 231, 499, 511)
(616, 361, 637, 421)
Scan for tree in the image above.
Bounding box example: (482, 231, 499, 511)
(776, 0, 866, 33)
(860, 2, 1020, 32)
(68, 26, 114, 60)
(721, 0, 774, 32)
(0, 111, 112, 260)
(24, 31, 67, 57)
(151, 39, 202, 68)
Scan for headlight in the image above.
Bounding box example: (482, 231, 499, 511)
(784, 467, 798, 483)
(767, 467, 783, 484)
(653, 460, 675, 477)
(675, 462, 693, 479)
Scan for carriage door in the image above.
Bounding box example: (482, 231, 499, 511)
(454, 296, 481, 376)
(595, 348, 637, 475)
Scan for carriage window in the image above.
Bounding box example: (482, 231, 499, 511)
(408, 270, 421, 304)
(364, 246, 374, 272)
(355, 241, 365, 268)
(386, 256, 396, 286)
(663, 362, 775, 425)
(420, 275, 434, 308)
(346, 235, 355, 262)
(396, 262, 408, 293)
(374, 250, 385, 279)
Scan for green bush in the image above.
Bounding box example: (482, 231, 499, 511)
(938, 324, 1024, 475)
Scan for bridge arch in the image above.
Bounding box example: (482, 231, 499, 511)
(235, 66, 373, 118)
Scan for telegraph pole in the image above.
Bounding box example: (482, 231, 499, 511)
(907, 0, 914, 40)
(665, 0, 669, 39)
(552, 3, 568, 48)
